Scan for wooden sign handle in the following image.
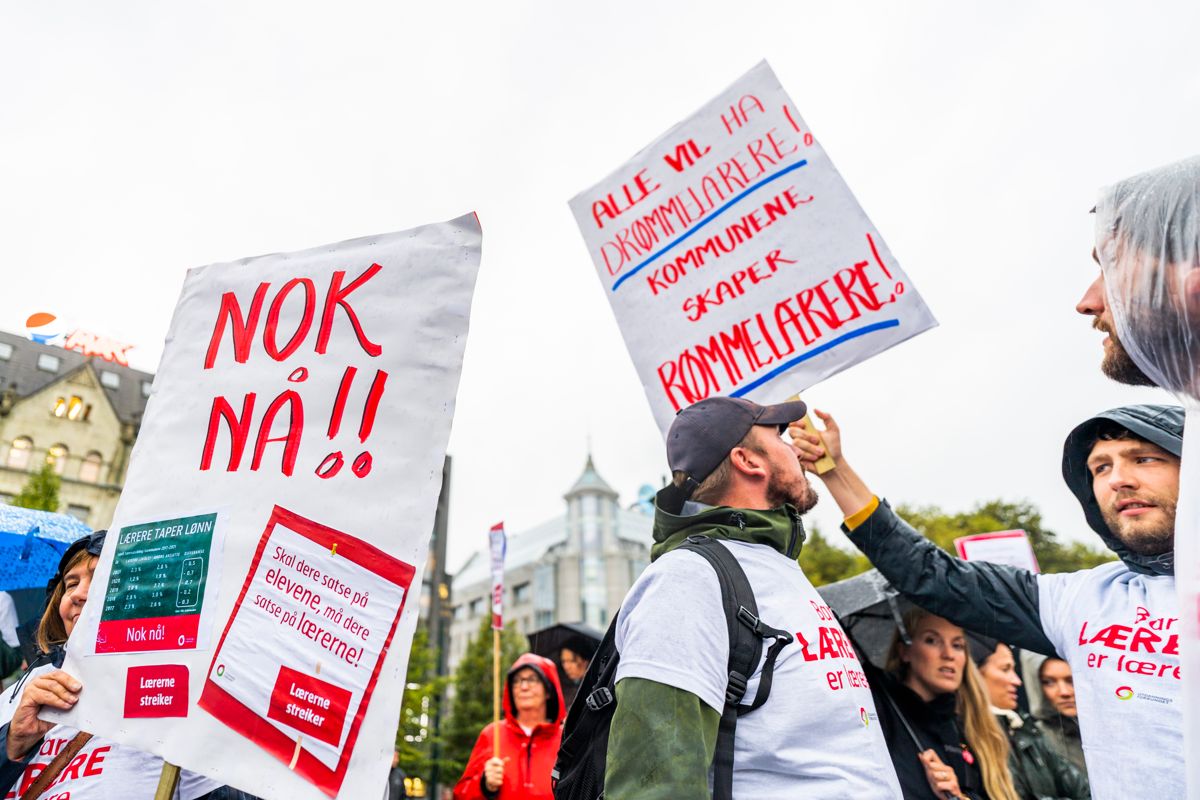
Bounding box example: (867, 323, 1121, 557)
(155, 761, 181, 800)
(788, 395, 837, 475)
(21, 732, 92, 800)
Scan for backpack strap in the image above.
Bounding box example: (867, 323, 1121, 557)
(678, 536, 793, 800)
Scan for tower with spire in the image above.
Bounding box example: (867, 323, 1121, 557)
(563, 452, 621, 629)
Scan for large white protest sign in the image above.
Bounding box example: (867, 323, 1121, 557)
(51, 214, 482, 800)
(569, 60, 937, 432)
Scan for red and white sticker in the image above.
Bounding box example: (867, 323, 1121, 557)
(198, 505, 414, 798)
(124, 665, 189, 718)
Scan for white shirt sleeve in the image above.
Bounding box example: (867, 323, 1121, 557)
(0, 593, 19, 649)
(613, 548, 729, 713)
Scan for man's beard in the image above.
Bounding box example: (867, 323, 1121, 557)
(1100, 491, 1177, 556)
(767, 468, 818, 513)
(1094, 318, 1157, 387)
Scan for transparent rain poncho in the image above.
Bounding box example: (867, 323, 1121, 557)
(1095, 156, 1200, 402)
(1096, 156, 1200, 799)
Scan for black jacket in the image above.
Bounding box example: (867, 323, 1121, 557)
(844, 404, 1184, 653)
(867, 666, 986, 800)
(998, 710, 1089, 800)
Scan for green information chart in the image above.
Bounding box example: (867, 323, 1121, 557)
(97, 512, 216, 654)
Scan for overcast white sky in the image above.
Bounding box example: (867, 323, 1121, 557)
(2, 2, 1196, 575)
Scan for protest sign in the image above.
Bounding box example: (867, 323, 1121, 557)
(488, 522, 506, 630)
(50, 214, 482, 800)
(953, 530, 1040, 573)
(569, 60, 937, 432)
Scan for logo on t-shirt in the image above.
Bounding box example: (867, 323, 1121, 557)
(1115, 685, 1134, 700)
(859, 707, 869, 727)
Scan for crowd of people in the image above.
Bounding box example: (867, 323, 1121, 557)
(460, 156, 1197, 800)
(0, 155, 1192, 799)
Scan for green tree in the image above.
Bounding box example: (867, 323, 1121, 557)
(12, 463, 60, 512)
(395, 625, 449, 781)
(894, 499, 1114, 573)
(442, 615, 528, 782)
(798, 525, 871, 586)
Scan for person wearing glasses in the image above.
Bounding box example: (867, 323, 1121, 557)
(454, 653, 565, 800)
(0, 531, 256, 800)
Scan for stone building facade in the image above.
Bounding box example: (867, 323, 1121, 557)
(0, 330, 153, 528)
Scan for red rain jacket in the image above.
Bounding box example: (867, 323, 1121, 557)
(453, 653, 565, 800)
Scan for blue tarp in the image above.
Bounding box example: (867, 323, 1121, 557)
(0, 505, 92, 592)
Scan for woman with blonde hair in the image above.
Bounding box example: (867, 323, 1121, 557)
(868, 607, 1019, 800)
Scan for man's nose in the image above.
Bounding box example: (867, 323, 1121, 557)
(1107, 461, 1139, 492)
(1076, 273, 1106, 316)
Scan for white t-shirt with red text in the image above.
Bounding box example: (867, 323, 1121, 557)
(0, 665, 219, 800)
(615, 539, 902, 799)
(1038, 563, 1181, 799)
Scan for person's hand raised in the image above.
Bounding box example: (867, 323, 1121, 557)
(788, 409, 841, 472)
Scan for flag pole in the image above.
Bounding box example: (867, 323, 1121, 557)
(488, 521, 507, 761)
(493, 626, 502, 759)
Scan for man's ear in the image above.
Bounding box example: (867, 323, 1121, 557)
(729, 443, 767, 479)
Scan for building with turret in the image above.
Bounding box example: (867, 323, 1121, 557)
(445, 455, 653, 671)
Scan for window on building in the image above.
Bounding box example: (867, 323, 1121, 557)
(513, 582, 531, 604)
(47, 444, 69, 475)
(453, 604, 465, 620)
(65, 504, 90, 523)
(99, 371, 120, 389)
(52, 395, 90, 421)
(36, 353, 60, 373)
(535, 610, 554, 629)
(469, 598, 483, 618)
(6, 437, 32, 470)
(0, 342, 12, 361)
(141, 380, 152, 398)
(69, 397, 90, 421)
(79, 451, 103, 483)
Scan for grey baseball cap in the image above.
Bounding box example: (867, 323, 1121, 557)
(667, 396, 808, 489)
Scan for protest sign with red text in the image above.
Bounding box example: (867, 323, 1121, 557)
(954, 530, 1040, 573)
(50, 215, 482, 800)
(569, 61, 936, 432)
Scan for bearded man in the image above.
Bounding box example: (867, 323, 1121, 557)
(603, 396, 903, 800)
(792, 403, 1184, 799)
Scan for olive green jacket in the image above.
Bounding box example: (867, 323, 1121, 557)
(603, 499, 804, 800)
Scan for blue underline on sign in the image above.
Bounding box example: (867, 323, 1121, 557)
(729, 319, 901, 397)
(610, 159, 809, 293)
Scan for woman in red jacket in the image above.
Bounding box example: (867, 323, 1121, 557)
(454, 653, 565, 800)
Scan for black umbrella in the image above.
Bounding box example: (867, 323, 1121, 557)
(527, 622, 603, 663)
(816, 568, 915, 669)
(528, 622, 604, 711)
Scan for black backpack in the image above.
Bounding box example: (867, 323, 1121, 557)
(551, 534, 794, 800)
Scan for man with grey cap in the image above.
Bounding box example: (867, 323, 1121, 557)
(602, 396, 902, 800)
